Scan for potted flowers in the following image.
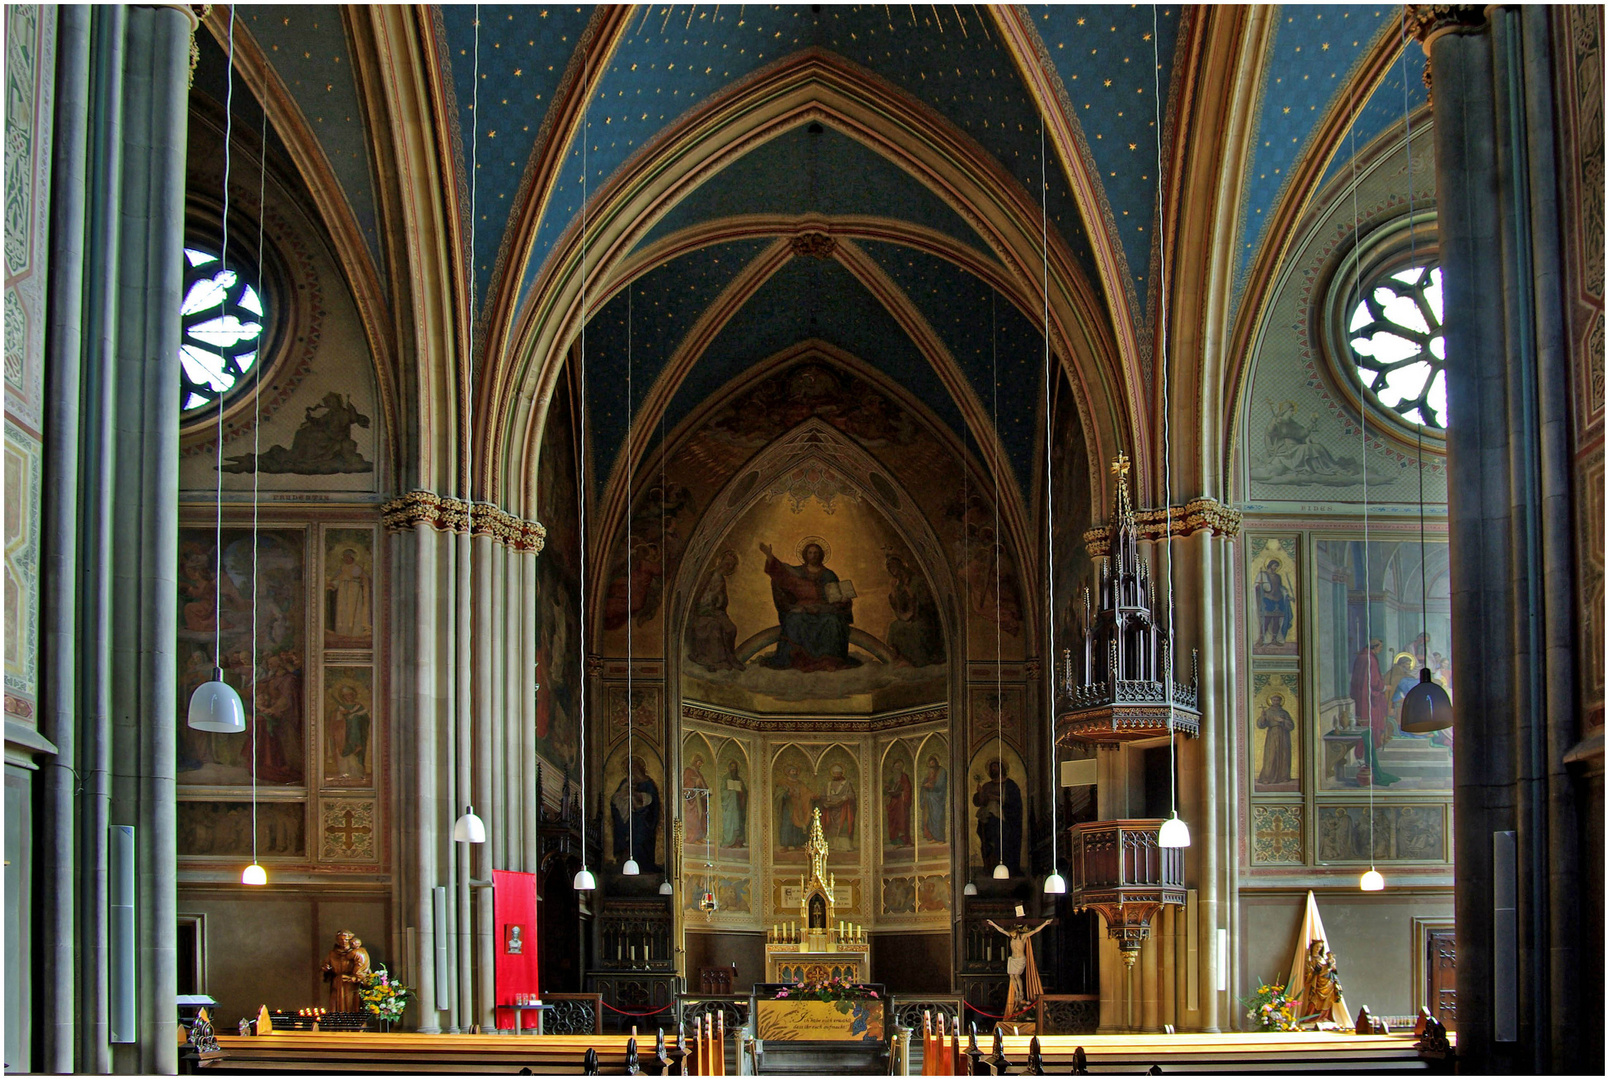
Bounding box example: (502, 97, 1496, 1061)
(356, 965, 412, 1031)
(1240, 979, 1305, 1032)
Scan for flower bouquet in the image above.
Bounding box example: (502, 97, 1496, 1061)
(772, 975, 879, 1003)
(1240, 979, 1305, 1032)
(356, 965, 412, 1028)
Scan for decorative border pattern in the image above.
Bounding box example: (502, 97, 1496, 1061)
(379, 490, 547, 552)
(1083, 496, 1242, 555)
(681, 702, 948, 734)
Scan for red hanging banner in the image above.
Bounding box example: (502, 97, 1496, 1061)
(492, 869, 539, 1030)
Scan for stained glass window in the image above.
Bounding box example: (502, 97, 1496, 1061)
(180, 247, 265, 412)
(1346, 263, 1447, 430)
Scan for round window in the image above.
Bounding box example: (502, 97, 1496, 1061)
(1345, 260, 1446, 431)
(179, 246, 267, 413)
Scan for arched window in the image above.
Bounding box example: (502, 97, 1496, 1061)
(179, 246, 266, 412)
(1345, 261, 1447, 430)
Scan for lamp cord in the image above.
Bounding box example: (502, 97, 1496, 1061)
(626, 283, 634, 867)
(249, 88, 268, 869)
(1039, 117, 1058, 872)
(213, 8, 235, 677)
(1152, 4, 1178, 814)
(1400, 14, 1431, 663)
(991, 289, 1004, 871)
(1345, 46, 1376, 873)
(575, 32, 591, 874)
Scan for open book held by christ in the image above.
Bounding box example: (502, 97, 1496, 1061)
(822, 579, 856, 603)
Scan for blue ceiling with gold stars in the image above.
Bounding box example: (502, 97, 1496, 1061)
(634, 125, 996, 261)
(438, 4, 594, 310)
(1235, 6, 1407, 293)
(237, 5, 386, 289)
(1033, 5, 1182, 292)
(1315, 44, 1429, 195)
(435, 5, 1101, 317)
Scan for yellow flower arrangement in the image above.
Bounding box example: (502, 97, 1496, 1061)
(356, 965, 412, 1025)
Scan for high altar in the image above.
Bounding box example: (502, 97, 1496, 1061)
(764, 809, 870, 983)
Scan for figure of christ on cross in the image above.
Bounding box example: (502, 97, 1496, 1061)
(986, 918, 1052, 1021)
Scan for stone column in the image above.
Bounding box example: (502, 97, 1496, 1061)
(107, 6, 192, 1070)
(1416, 4, 1585, 1072)
(38, 6, 90, 1071)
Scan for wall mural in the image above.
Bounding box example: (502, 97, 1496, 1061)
(608, 685, 661, 748)
(1248, 536, 1298, 657)
(602, 742, 664, 873)
(770, 743, 860, 865)
(323, 666, 373, 786)
(535, 371, 581, 782)
(599, 360, 1024, 664)
(681, 494, 947, 714)
(965, 742, 1026, 877)
(1250, 672, 1301, 794)
(967, 685, 1025, 752)
(1314, 539, 1452, 792)
(1316, 803, 1445, 863)
(880, 733, 950, 863)
(324, 528, 374, 649)
(178, 800, 307, 858)
(177, 527, 307, 787)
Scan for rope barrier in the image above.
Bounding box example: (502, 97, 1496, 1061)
(963, 1001, 1036, 1022)
(599, 1001, 677, 1017)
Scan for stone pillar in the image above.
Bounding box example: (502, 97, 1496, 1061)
(38, 6, 90, 1071)
(1416, 4, 1586, 1072)
(106, 6, 193, 1070)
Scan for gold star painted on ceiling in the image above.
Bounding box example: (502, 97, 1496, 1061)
(1283, 106, 1290, 114)
(1129, 143, 1137, 150)
(1322, 42, 1330, 50)
(1077, 17, 1085, 25)
(1104, 78, 1112, 86)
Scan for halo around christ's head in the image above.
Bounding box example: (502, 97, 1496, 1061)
(796, 535, 831, 563)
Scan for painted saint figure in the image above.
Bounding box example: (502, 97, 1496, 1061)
(327, 547, 372, 641)
(884, 759, 913, 847)
(758, 540, 854, 671)
(1253, 557, 1294, 647)
(885, 554, 944, 667)
(719, 759, 748, 849)
(920, 756, 948, 842)
(1349, 639, 1401, 785)
(819, 763, 857, 849)
(687, 550, 743, 671)
(974, 759, 1023, 875)
(611, 755, 661, 872)
(776, 764, 814, 851)
(1255, 693, 1295, 785)
(328, 681, 371, 781)
(321, 930, 371, 1013)
(682, 754, 710, 844)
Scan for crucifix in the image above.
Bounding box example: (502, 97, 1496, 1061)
(985, 910, 1057, 1021)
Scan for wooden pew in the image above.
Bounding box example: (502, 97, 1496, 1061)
(192, 1032, 668, 1074)
(942, 1030, 1455, 1074)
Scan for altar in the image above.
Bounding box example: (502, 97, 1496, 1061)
(764, 809, 871, 983)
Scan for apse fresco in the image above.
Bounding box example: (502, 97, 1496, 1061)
(964, 742, 1027, 877)
(1313, 539, 1453, 793)
(680, 732, 716, 847)
(608, 685, 661, 748)
(770, 743, 860, 865)
(967, 686, 1025, 753)
(680, 495, 947, 713)
(178, 800, 306, 858)
(177, 527, 307, 787)
(880, 733, 951, 862)
(601, 743, 665, 872)
(535, 372, 581, 780)
(599, 360, 1024, 662)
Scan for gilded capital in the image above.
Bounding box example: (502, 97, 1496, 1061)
(1404, 5, 1488, 55)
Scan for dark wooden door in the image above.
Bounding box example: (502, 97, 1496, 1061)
(1427, 928, 1457, 1029)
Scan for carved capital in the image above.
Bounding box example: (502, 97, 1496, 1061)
(1405, 5, 1487, 53)
(1082, 497, 1242, 557)
(790, 231, 837, 259)
(380, 490, 547, 552)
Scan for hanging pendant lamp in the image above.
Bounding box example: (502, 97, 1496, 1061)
(572, 33, 596, 894)
(189, 10, 245, 736)
(621, 285, 638, 878)
(1038, 117, 1067, 897)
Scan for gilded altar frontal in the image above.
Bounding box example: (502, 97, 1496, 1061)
(2, 4, 1600, 1075)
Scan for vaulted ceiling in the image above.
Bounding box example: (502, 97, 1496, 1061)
(204, 4, 1426, 511)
